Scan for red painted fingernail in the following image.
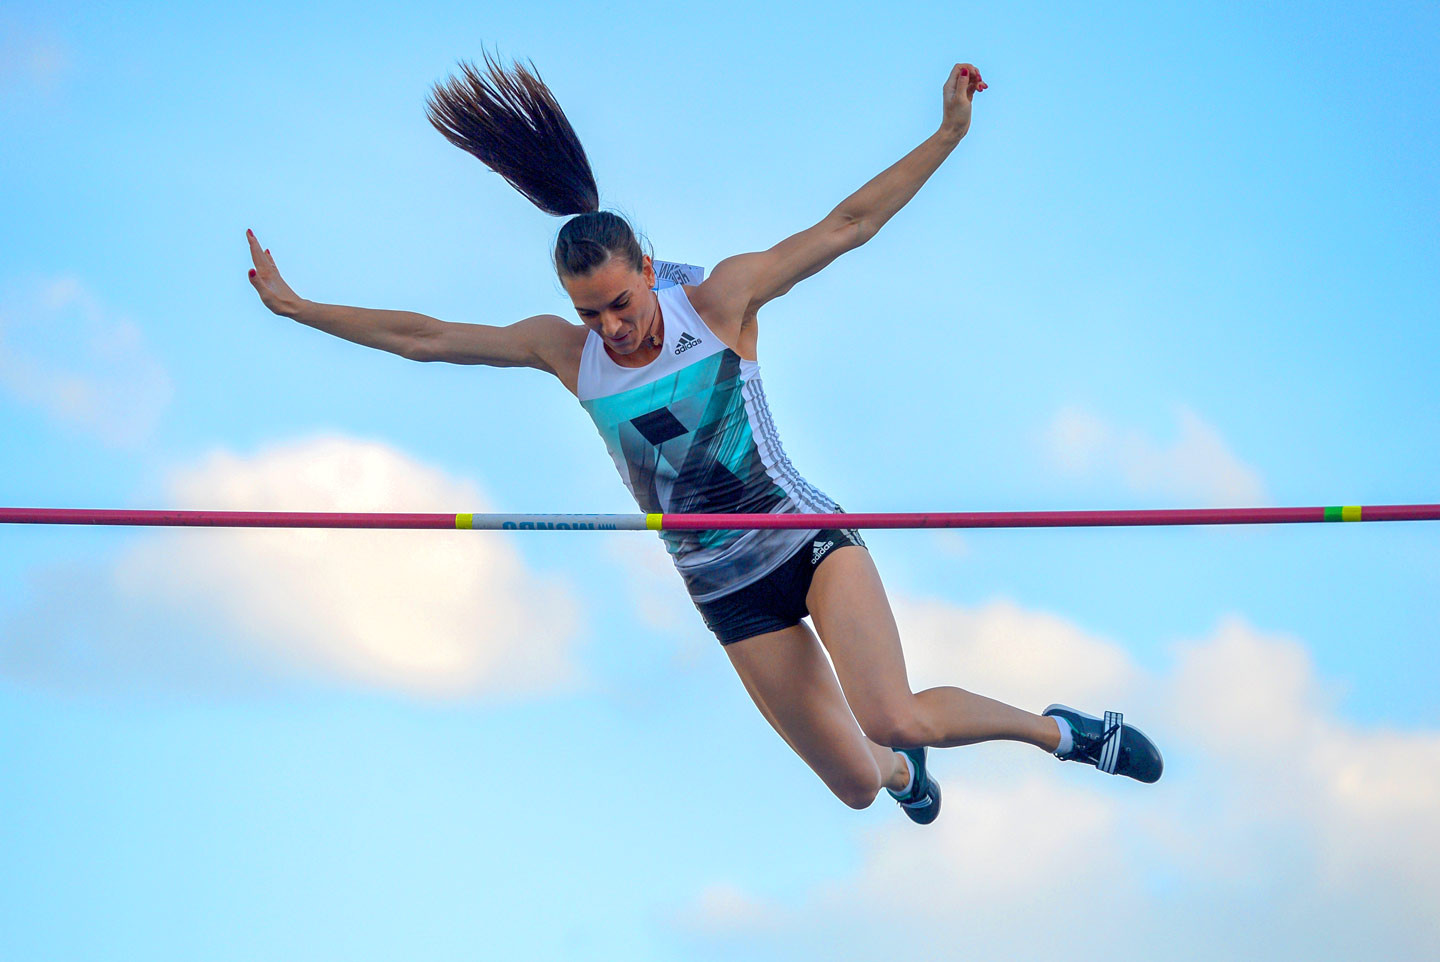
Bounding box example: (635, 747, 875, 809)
(249, 269, 257, 277)
(265, 249, 270, 255)
(961, 68, 968, 76)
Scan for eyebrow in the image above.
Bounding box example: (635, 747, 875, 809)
(578, 291, 631, 312)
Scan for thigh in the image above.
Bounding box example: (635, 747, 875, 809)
(805, 545, 915, 734)
(725, 621, 882, 792)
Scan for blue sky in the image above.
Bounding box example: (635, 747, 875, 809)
(2, 1, 1438, 959)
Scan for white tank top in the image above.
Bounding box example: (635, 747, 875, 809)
(576, 283, 839, 602)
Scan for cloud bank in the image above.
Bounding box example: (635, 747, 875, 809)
(677, 600, 1440, 960)
(2, 437, 584, 698)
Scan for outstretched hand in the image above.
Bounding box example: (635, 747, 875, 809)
(246, 229, 304, 318)
(941, 62, 987, 139)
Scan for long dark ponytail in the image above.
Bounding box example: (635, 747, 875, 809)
(426, 52, 644, 279)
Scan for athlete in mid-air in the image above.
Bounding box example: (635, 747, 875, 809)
(246, 53, 1163, 824)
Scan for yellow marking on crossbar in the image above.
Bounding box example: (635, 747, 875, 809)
(456, 513, 473, 529)
(646, 513, 663, 531)
(1341, 505, 1362, 522)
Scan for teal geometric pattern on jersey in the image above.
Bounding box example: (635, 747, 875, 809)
(581, 348, 787, 553)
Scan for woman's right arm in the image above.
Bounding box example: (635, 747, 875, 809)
(246, 230, 578, 376)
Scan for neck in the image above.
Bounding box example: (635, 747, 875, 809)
(638, 292, 665, 351)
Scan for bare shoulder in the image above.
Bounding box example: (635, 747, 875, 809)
(685, 256, 765, 349)
(691, 254, 764, 321)
(517, 311, 584, 346)
(523, 313, 589, 395)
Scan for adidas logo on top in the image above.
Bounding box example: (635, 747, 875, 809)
(674, 332, 702, 355)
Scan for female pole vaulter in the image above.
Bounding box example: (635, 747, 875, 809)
(246, 53, 1162, 824)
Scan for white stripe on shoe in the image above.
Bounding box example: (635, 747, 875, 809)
(1100, 711, 1123, 774)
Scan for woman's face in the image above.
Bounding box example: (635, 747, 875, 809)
(564, 255, 659, 355)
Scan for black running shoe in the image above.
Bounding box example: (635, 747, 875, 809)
(886, 747, 942, 824)
(1043, 705, 1164, 783)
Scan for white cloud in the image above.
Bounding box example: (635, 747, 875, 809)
(897, 596, 1143, 712)
(676, 601, 1440, 960)
(0, 277, 172, 447)
(1042, 404, 1267, 506)
(1167, 618, 1440, 903)
(2, 437, 585, 698)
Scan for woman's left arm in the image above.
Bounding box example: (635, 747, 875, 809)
(702, 63, 986, 317)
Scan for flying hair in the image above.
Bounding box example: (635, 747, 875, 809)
(426, 51, 600, 217)
(426, 51, 644, 278)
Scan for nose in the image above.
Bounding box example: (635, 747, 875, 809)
(601, 312, 627, 337)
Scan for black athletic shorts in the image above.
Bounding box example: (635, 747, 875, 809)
(694, 527, 867, 645)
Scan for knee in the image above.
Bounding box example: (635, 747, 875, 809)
(822, 762, 884, 809)
(832, 774, 882, 810)
(859, 701, 935, 750)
